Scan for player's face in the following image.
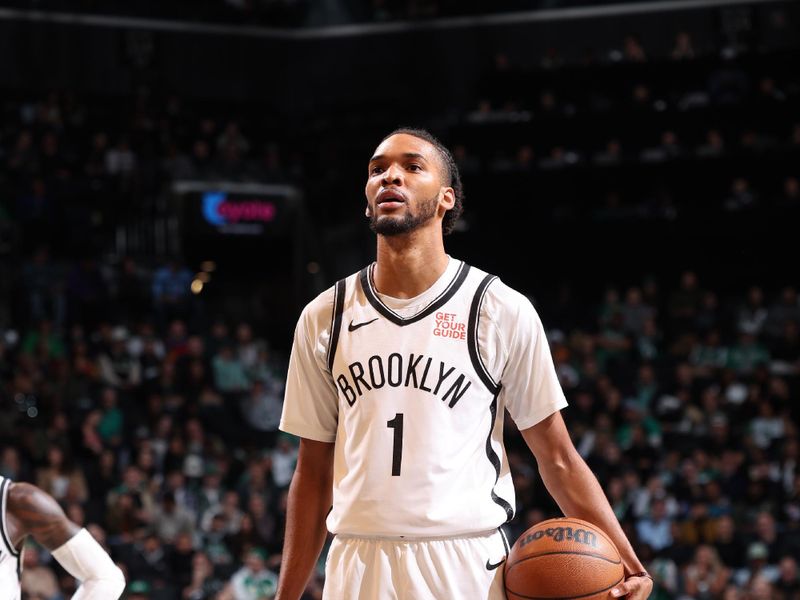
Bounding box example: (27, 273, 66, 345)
(365, 134, 455, 236)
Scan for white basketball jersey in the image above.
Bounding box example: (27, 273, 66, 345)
(281, 258, 567, 538)
(0, 477, 22, 600)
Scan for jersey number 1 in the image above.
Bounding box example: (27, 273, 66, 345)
(386, 413, 404, 476)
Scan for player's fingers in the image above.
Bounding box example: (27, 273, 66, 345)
(610, 581, 631, 597)
(611, 576, 652, 599)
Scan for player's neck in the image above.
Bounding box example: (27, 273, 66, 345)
(374, 231, 448, 299)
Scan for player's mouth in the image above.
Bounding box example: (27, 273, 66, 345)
(377, 189, 406, 208)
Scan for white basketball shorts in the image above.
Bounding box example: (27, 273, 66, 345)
(322, 528, 509, 600)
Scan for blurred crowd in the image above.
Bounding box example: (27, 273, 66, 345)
(449, 32, 799, 227)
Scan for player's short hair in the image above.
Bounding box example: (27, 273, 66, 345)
(382, 127, 464, 235)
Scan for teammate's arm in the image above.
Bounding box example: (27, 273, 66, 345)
(274, 438, 334, 600)
(8, 482, 126, 599)
(521, 414, 653, 600)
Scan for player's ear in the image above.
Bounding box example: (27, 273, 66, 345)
(440, 187, 455, 211)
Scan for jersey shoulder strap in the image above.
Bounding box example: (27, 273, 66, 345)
(467, 270, 501, 395)
(326, 277, 347, 371)
(0, 476, 20, 558)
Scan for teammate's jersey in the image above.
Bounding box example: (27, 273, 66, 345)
(280, 258, 567, 537)
(0, 476, 22, 600)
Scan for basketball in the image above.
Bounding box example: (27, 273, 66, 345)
(504, 518, 624, 600)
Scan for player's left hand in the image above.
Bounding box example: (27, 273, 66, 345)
(610, 573, 653, 599)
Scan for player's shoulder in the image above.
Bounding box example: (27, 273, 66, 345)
(296, 269, 361, 330)
(298, 284, 336, 323)
(7, 481, 45, 510)
(463, 265, 544, 363)
(6, 480, 80, 550)
(465, 265, 537, 319)
(6, 481, 61, 526)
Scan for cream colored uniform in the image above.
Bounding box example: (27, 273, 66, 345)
(280, 258, 567, 599)
(0, 477, 22, 600)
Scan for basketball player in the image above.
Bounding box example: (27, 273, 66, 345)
(0, 476, 126, 599)
(276, 129, 653, 599)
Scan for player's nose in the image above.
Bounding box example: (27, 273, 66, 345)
(381, 163, 403, 185)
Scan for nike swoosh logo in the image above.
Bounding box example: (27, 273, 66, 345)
(348, 318, 378, 332)
(486, 558, 506, 571)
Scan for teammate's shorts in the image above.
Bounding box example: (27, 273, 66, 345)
(322, 528, 509, 600)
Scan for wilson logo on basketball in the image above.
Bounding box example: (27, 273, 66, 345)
(518, 527, 598, 549)
(433, 311, 466, 340)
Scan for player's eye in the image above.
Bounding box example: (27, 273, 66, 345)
(370, 166, 383, 175)
(407, 163, 422, 172)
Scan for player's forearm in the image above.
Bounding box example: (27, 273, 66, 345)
(50, 529, 125, 600)
(71, 575, 127, 600)
(275, 471, 332, 600)
(275, 439, 334, 600)
(538, 451, 646, 576)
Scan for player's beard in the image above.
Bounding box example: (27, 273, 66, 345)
(368, 193, 439, 236)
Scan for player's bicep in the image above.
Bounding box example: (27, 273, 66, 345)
(519, 411, 576, 466)
(296, 438, 335, 482)
(8, 483, 80, 551)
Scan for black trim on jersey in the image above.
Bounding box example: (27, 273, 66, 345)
(498, 526, 510, 594)
(326, 279, 346, 371)
(486, 394, 514, 522)
(0, 479, 19, 557)
(358, 261, 470, 326)
(468, 273, 501, 394)
(499, 526, 510, 557)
